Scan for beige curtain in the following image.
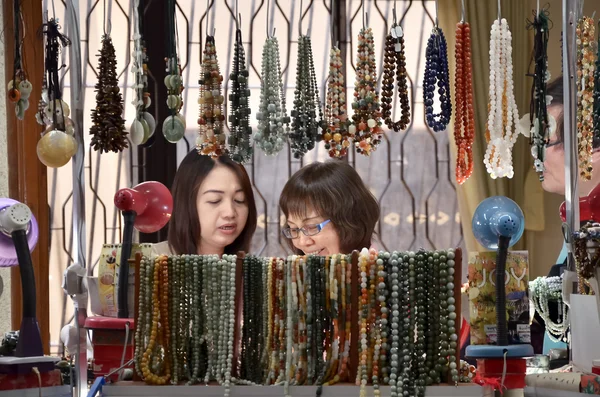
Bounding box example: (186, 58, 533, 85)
(438, 1, 545, 263)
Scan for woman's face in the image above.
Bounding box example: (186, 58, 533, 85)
(196, 163, 249, 255)
(286, 208, 341, 255)
(542, 105, 565, 194)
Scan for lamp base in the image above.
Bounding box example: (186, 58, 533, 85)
(466, 344, 534, 359)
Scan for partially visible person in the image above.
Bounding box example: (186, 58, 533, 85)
(153, 151, 257, 256)
(279, 160, 380, 255)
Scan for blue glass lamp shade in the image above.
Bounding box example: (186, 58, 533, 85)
(472, 196, 524, 250)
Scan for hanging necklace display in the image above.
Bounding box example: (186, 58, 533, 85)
(351, 21, 383, 156)
(529, 275, 568, 343)
(290, 21, 322, 159)
(89, 17, 128, 153)
(197, 34, 226, 157)
(36, 17, 78, 168)
(423, 2, 451, 133)
(576, 16, 596, 181)
(8, 0, 32, 120)
(454, 3, 475, 185)
(163, 0, 186, 144)
(228, 18, 253, 164)
(323, 44, 351, 158)
(527, 8, 551, 180)
(595, 20, 600, 147)
(483, 7, 520, 179)
(381, 10, 410, 133)
(130, 0, 155, 146)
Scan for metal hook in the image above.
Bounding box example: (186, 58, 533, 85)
(536, 0, 540, 16)
(461, 0, 466, 23)
(434, 0, 439, 27)
(299, 0, 303, 36)
(266, 0, 270, 37)
(330, 0, 335, 45)
(362, 0, 366, 29)
(393, 0, 397, 25)
(497, 0, 501, 21)
(235, 0, 239, 30)
(238, 13, 242, 31)
(206, 0, 210, 36)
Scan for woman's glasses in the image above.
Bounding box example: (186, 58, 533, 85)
(282, 219, 331, 239)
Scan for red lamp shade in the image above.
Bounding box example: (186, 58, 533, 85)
(560, 183, 600, 223)
(114, 181, 173, 233)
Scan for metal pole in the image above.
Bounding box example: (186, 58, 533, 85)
(562, 0, 580, 271)
(65, 1, 88, 396)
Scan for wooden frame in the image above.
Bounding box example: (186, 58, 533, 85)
(3, 0, 50, 353)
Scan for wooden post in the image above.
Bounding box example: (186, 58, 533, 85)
(233, 251, 245, 378)
(3, 0, 49, 354)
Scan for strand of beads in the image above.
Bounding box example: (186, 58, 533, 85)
(90, 34, 128, 153)
(356, 249, 370, 397)
(424, 26, 452, 132)
(484, 18, 520, 179)
(446, 250, 459, 384)
(528, 10, 551, 179)
(197, 36, 226, 157)
(7, 1, 32, 120)
(134, 255, 149, 378)
(387, 252, 401, 397)
(426, 251, 441, 385)
(130, 0, 155, 146)
(595, 20, 600, 146)
(414, 251, 427, 397)
(291, 35, 322, 158)
(381, 24, 410, 132)
(223, 255, 237, 397)
(372, 253, 387, 397)
(454, 20, 475, 184)
(577, 16, 596, 180)
(352, 28, 383, 156)
(529, 275, 568, 342)
(162, 0, 186, 144)
(228, 29, 253, 163)
(255, 37, 290, 155)
(323, 46, 352, 158)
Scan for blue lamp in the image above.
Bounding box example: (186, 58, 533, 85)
(466, 196, 534, 358)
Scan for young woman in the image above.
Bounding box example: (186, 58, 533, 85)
(279, 160, 380, 255)
(153, 150, 257, 256)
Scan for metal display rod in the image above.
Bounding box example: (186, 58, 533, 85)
(562, 0, 580, 272)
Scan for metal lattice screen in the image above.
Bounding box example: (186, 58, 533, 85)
(45, 0, 463, 354)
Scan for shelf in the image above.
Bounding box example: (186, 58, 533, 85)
(524, 387, 588, 397)
(101, 384, 483, 397)
(0, 386, 71, 397)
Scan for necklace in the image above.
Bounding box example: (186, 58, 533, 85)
(228, 29, 253, 163)
(323, 46, 351, 158)
(577, 16, 596, 180)
(414, 251, 426, 397)
(352, 28, 383, 156)
(595, 20, 600, 147)
(134, 256, 149, 378)
(424, 25, 451, 132)
(197, 35, 226, 157)
(484, 18, 520, 179)
(454, 20, 475, 184)
(528, 10, 551, 180)
(529, 275, 568, 342)
(8, 0, 32, 121)
(291, 35, 322, 158)
(382, 25, 410, 133)
(90, 34, 128, 153)
(255, 37, 289, 155)
(163, 0, 186, 144)
(387, 252, 401, 397)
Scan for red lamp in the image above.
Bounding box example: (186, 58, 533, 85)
(559, 183, 600, 223)
(114, 181, 172, 318)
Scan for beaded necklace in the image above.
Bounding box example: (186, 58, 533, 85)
(576, 16, 596, 180)
(527, 10, 551, 180)
(339, 254, 352, 381)
(297, 257, 308, 384)
(381, 24, 410, 132)
(357, 249, 370, 397)
(425, 252, 439, 385)
(198, 35, 227, 157)
(134, 256, 148, 378)
(446, 250, 459, 384)
(484, 18, 520, 179)
(277, 259, 286, 383)
(454, 20, 475, 184)
(372, 253, 387, 397)
(387, 252, 401, 397)
(7, 0, 32, 121)
(423, 25, 452, 133)
(266, 258, 276, 384)
(595, 20, 600, 147)
(284, 256, 294, 397)
(130, 0, 154, 146)
(306, 256, 315, 383)
(352, 28, 383, 156)
(228, 28, 253, 163)
(291, 35, 322, 158)
(255, 37, 290, 155)
(323, 255, 340, 385)
(414, 252, 426, 397)
(323, 47, 352, 158)
(529, 275, 568, 342)
(163, 0, 185, 144)
(223, 255, 237, 397)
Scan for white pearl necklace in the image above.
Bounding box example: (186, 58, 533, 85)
(530, 275, 568, 342)
(484, 18, 520, 179)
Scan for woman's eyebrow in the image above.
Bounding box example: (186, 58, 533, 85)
(202, 189, 225, 195)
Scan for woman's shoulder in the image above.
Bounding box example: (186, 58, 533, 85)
(152, 241, 174, 256)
